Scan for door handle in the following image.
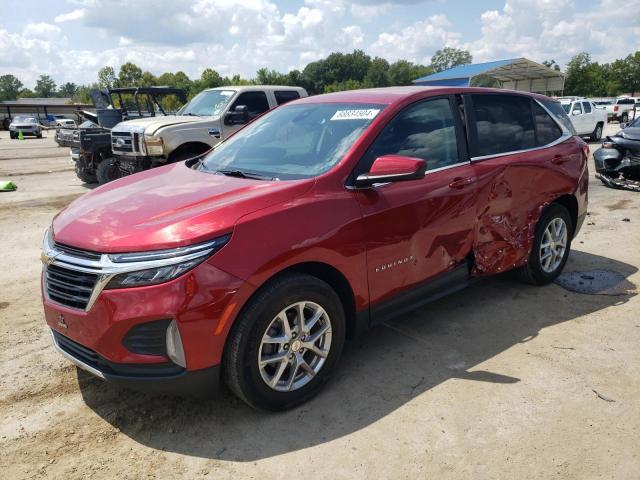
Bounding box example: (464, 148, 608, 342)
(551, 154, 569, 165)
(448, 176, 476, 189)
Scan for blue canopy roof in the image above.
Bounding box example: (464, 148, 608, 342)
(412, 57, 565, 93)
(414, 59, 518, 83)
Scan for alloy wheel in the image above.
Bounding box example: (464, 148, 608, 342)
(258, 301, 332, 392)
(539, 217, 568, 273)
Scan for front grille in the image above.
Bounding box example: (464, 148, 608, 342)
(54, 330, 100, 366)
(111, 131, 134, 153)
(54, 242, 102, 261)
(45, 264, 99, 310)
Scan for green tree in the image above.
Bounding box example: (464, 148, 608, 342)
(364, 57, 390, 87)
(117, 62, 143, 87)
(324, 79, 365, 93)
(388, 60, 432, 85)
(18, 88, 36, 98)
(140, 71, 157, 87)
(564, 52, 610, 96)
(199, 68, 223, 89)
(58, 82, 78, 98)
(34, 75, 57, 97)
(97, 66, 117, 89)
(612, 52, 640, 95)
(256, 68, 289, 85)
(430, 47, 472, 73)
(0, 74, 23, 101)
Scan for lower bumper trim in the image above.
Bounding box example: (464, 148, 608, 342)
(50, 329, 220, 397)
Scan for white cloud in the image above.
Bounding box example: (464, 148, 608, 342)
(370, 14, 461, 64)
(54, 8, 86, 23)
(23, 22, 62, 38)
(1, 0, 638, 89)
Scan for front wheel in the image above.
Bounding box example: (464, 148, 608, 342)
(621, 112, 629, 124)
(517, 203, 572, 285)
(223, 273, 346, 410)
(96, 157, 124, 184)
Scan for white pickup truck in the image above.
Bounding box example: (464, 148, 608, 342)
(560, 99, 607, 141)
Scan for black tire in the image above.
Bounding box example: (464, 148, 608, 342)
(96, 157, 124, 184)
(2, 118, 10, 130)
(74, 162, 98, 184)
(621, 112, 629, 123)
(517, 203, 573, 285)
(223, 273, 346, 410)
(9, 132, 15, 139)
(37, 132, 43, 139)
(590, 123, 603, 142)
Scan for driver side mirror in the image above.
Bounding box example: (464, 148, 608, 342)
(354, 155, 426, 188)
(224, 105, 249, 125)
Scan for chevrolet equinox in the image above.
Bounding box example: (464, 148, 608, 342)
(41, 87, 589, 410)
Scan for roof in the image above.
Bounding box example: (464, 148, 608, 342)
(207, 85, 306, 92)
(1, 97, 73, 105)
(294, 86, 549, 106)
(413, 57, 565, 93)
(415, 59, 517, 82)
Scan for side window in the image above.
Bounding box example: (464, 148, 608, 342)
(540, 99, 577, 135)
(231, 92, 270, 119)
(274, 90, 300, 106)
(582, 101, 592, 113)
(571, 102, 582, 115)
(533, 101, 562, 146)
(470, 94, 535, 157)
(366, 98, 460, 171)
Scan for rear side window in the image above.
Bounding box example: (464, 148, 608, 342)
(616, 98, 634, 105)
(231, 91, 270, 118)
(470, 94, 535, 157)
(533, 101, 562, 146)
(540, 99, 577, 135)
(364, 98, 460, 171)
(274, 90, 300, 105)
(582, 101, 592, 113)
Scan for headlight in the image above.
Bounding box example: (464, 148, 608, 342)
(144, 135, 164, 156)
(104, 235, 230, 289)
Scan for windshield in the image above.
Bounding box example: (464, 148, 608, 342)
(199, 103, 385, 180)
(14, 116, 36, 123)
(561, 103, 571, 113)
(177, 89, 235, 117)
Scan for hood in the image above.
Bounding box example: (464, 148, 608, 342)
(621, 127, 640, 142)
(113, 115, 210, 136)
(52, 163, 313, 253)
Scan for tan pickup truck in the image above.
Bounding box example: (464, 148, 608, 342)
(105, 85, 307, 182)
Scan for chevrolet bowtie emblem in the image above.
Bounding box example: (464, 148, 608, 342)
(57, 314, 68, 329)
(41, 251, 61, 266)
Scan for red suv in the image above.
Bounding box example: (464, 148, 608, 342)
(42, 87, 588, 410)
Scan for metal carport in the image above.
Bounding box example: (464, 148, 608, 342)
(413, 58, 565, 94)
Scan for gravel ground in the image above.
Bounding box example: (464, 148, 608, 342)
(0, 124, 638, 479)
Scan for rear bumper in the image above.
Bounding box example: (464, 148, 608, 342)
(51, 329, 220, 397)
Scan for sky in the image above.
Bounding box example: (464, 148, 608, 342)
(1, 0, 639, 88)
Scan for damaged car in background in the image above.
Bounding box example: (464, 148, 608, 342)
(69, 87, 187, 184)
(594, 116, 640, 191)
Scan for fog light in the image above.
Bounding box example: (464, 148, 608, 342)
(166, 320, 186, 368)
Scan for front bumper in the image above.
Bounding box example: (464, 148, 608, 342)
(51, 329, 220, 396)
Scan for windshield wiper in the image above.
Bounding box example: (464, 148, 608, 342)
(215, 169, 277, 181)
(182, 112, 200, 116)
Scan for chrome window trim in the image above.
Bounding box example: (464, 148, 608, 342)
(42, 232, 224, 312)
(50, 330, 106, 380)
(470, 98, 573, 163)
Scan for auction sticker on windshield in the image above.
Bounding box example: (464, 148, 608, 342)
(331, 109, 380, 121)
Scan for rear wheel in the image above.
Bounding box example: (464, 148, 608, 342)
(74, 161, 97, 184)
(517, 203, 572, 285)
(590, 123, 603, 142)
(621, 112, 629, 123)
(96, 157, 124, 184)
(223, 273, 346, 410)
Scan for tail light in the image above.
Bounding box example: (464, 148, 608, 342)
(614, 105, 619, 112)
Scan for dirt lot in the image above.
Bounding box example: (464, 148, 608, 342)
(1, 126, 639, 479)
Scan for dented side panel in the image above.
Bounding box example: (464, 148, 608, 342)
(471, 137, 587, 275)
